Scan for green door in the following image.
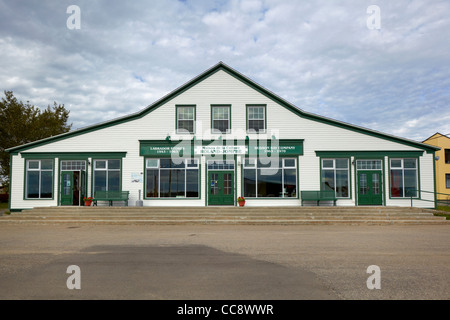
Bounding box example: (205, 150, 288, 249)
(358, 170, 383, 205)
(60, 171, 74, 206)
(208, 171, 234, 205)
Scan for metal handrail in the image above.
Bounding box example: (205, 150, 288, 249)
(409, 189, 450, 208)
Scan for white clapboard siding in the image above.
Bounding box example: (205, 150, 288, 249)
(9, 68, 435, 209)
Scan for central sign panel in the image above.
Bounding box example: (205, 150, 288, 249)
(140, 139, 303, 157)
(194, 145, 247, 155)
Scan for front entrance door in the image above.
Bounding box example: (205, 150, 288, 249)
(208, 171, 234, 205)
(357, 170, 383, 205)
(60, 171, 81, 206)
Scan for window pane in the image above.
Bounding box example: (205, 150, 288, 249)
(213, 120, 229, 132)
(28, 160, 39, 170)
(336, 169, 349, 197)
(186, 159, 198, 168)
(391, 159, 402, 168)
(404, 170, 417, 197)
(322, 160, 334, 168)
(359, 173, 368, 195)
(108, 160, 120, 170)
(284, 169, 296, 197)
(243, 169, 256, 197)
(390, 169, 403, 197)
(40, 171, 53, 198)
(224, 173, 232, 195)
(446, 174, 450, 188)
(95, 160, 106, 169)
(41, 159, 53, 170)
(108, 170, 120, 191)
(94, 171, 107, 193)
(404, 159, 417, 169)
(160, 169, 185, 197)
(244, 159, 256, 168)
(257, 168, 282, 197)
(27, 171, 40, 198)
(146, 159, 158, 168)
(283, 159, 296, 168)
(146, 169, 159, 197)
(160, 158, 184, 168)
(258, 158, 282, 168)
(186, 170, 199, 197)
(321, 170, 335, 192)
(178, 120, 194, 133)
(248, 120, 264, 132)
(372, 173, 380, 195)
(335, 159, 348, 169)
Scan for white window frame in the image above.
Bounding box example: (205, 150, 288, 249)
(390, 158, 418, 198)
(321, 158, 350, 198)
(25, 159, 53, 199)
(247, 105, 266, 133)
(145, 158, 200, 198)
(211, 105, 231, 134)
(243, 157, 297, 198)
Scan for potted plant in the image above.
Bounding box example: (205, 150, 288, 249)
(237, 196, 245, 207)
(83, 197, 93, 206)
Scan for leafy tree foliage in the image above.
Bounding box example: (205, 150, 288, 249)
(0, 91, 72, 190)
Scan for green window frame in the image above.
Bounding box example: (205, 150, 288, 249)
(25, 159, 54, 199)
(211, 105, 231, 133)
(176, 105, 196, 134)
(321, 158, 350, 198)
(246, 105, 266, 133)
(145, 158, 200, 199)
(93, 159, 121, 194)
(390, 158, 418, 198)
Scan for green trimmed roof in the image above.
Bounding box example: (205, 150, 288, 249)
(7, 61, 439, 154)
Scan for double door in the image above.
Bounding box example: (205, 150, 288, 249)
(60, 171, 86, 206)
(357, 170, 383, 205)
(208, 171, 234, 205)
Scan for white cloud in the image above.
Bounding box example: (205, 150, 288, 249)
(0, 0, 449, 141)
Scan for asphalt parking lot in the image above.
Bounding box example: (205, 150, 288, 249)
(0, 224, 448, 300)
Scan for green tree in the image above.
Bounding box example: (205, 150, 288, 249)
(0, 91, 72, 190)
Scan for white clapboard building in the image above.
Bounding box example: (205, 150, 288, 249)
(7, 62, 439, 211)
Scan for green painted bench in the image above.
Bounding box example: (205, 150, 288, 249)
(301, 191, 337, 206)
(93, 191, 130, 207)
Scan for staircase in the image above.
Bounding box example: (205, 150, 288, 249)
(0, 206, 448, 225)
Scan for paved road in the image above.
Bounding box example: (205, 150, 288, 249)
(0, 224, 449, 300)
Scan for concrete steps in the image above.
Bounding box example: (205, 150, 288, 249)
(1, 206, 448, 225)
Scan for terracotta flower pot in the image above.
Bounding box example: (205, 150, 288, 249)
(238, 201, 245, 207)
(85, 201, 92, 206)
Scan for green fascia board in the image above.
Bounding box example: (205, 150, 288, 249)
(6, 61, 440, 154)
(21, 152, 127, 159)
(315, 151, 424, 158)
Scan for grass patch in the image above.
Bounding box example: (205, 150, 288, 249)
(434, 206, 450, 220)
(0, 202, 8, 210)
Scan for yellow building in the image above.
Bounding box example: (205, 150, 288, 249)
(423, 133, 450, 204)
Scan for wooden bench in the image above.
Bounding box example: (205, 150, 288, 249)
(301, 191, 337, 206)
(93, 191, 130, 207)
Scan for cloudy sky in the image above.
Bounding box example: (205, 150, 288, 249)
(1, 0, 449, 142)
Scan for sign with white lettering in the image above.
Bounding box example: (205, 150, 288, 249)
(194, 145, 247, 155)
